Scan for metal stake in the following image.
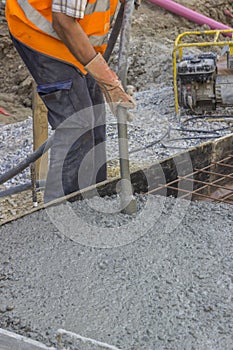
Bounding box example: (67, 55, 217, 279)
(117, 0, 137, 214)
(30, 162, 38, 207)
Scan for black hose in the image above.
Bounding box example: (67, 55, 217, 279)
(0, 181, 46, 198)
(129, 128, 170, 154)
(103, 3, 124, 62)
(172, 126, 230, 134)
(166, 135, 220, 141)
(0, 135, 54, 186)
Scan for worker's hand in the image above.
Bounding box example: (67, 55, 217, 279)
(84, 53, 135, 116)
(0, 107, 10, 116)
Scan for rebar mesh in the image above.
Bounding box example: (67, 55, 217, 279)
(148, 154, 233, 205)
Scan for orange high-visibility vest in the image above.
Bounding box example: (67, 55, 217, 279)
(6, 0, 118, 74)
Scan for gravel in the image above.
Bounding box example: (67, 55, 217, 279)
(0, 195, 233, 349)
(1, 85, 233, 189)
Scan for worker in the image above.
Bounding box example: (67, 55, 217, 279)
(5, 0, 135, 202)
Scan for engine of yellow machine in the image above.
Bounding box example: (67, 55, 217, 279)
(173, 29, 233, 114)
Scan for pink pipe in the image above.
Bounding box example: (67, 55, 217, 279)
(147, 0, 232, 35)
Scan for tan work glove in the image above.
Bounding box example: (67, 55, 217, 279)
(84, 53, 135, 116)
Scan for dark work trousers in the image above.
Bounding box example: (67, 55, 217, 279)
(11, 35, 107, 202)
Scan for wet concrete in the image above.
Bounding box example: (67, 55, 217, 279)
(0, 327, 56, 350)
(0, 195, 233, 350)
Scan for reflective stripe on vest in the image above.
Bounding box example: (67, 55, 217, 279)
(85, 0, 110, 15)
(89, 33, 108, 47)
(17, 0, 59, 40)
(17, 0, 110, 47)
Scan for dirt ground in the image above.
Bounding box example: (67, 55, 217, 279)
(1, 0, 233, 123)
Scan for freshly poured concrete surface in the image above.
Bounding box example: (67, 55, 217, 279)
(0, 328, 56, 350)
(0, 195, 233, 350)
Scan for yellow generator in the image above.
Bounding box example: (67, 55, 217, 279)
(173, 29, 233, 114)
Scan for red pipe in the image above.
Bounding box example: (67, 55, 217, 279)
(0, 107, 10, 116)
(147, 0, 232, 34)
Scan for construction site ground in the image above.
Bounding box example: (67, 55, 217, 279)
(0, 1, 233, 349)
(2, 0, 233, 221)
